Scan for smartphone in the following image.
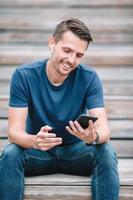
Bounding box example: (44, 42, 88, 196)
(76, 114, 98, 129)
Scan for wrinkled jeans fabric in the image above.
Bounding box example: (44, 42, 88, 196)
(0, 141, 119, 200)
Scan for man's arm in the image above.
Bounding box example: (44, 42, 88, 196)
(8, 107, 37, 148)
(66, 107, 110, 144)
(8, 107, 62, 149)
(88, 107, 110, 144)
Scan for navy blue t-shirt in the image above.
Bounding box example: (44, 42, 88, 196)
(9, 59, 104, 145)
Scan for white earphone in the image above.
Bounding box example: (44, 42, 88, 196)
(50, 44, 54, 52)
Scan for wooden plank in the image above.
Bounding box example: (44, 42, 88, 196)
(0, 119, 8, 137)
(0, 8, 133, 18)
(0, 0, 133, 7)
(0, 17, 132, 33)
(0, 82, 9, 96)
(1, 66, 133, 81)
(1, 139, 133, 158)
(0, 32, 133, 45)
(112, 140, 133, 158)
(0, 66, 133, 96)
(105, 96, 133, 119)
(23, 186, 133, 200)
(1, 80, 133, 96)
(1, 66, 133, 95)
(0, 47, 133, 65)
(103, 81, 133, 96)
(92, 33, 133, 44)
(0, 66, 16, 80)
(109, 120, 133, 139)
(24, 185, 91, 200)
(96, 67, 133, 81)
(1, 119, 133, 139)
(1, 95, 133, 119)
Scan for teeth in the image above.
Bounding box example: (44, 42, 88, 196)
(63, 63, 70, 69)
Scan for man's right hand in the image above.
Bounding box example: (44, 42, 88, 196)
(34, 125, 62, 151)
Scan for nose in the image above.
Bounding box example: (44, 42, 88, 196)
(67, 54, 75, 66)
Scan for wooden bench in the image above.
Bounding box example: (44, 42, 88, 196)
(0, 0, 133, 199)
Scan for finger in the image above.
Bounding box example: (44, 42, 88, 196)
(37, 132, 56, 138)
(88, 120, 96, 135)
(88, 120, 94, 130)
(41, 125, 52, 132)
(38, 140, 62, 149)
(36, 135, 62, 144)
(65, 126, 74, 135)
(43, 137, 62, 143)
(43, 133, 56, 138)
(65, 125, 83, 140)
(73, 121, 89, 140)
(74, 121, 84, 133)
(94, 121, 98, 131)
(69, 121, 78, 133)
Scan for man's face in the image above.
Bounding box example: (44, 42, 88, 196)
(49, 31, 88, 76)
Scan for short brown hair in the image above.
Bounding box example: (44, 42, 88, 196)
(53, 18, 93, 47)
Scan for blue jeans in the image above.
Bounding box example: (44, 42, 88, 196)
(0, 141, 119, 200)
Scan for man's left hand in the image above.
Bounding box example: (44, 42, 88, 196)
(65, 120, 97, 144)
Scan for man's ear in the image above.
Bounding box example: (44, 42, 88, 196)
(48, 37, 55, 52)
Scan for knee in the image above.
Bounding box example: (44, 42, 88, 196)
(1, 143, 26, 164)
(94, 143, 118, 168)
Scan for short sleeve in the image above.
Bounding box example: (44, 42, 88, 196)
(9, 69, 28, 107)
(85, 72, 104, 110)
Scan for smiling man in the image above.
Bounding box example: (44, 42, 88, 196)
(0, 18, 119, 200)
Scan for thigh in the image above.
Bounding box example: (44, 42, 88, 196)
(59, 142, 118, 176)
(24, 147, 57, 176)
(58, 141, 96, 176)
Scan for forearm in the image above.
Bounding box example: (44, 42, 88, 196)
(8, 129, 36, 149)
(96, 126, 111, 144)
(88, 108, 111, 144)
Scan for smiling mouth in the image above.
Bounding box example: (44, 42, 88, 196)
(62, 63, 72, 70)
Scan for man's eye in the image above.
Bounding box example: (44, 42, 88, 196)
(64, 49, 70, 53)
(77, 54, 83, 58)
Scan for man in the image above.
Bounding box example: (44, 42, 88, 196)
(0, 18, 119, 200)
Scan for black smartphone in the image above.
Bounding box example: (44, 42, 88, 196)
(76, 114, 98, 129)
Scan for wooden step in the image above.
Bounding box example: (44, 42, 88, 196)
(0, 154, 132, 199)
(23, 158, 133, 200)
(1, 137, 133, 158)
(0, 0, 133, 7)
(1, 119, 133, 139)
(0, 95, 133, 119)
(0, 17, 132, 33)
(0, 66, 133, 95)
(0, 47, 133, 65)
(1, 80, 133, 96)
(1, 7, 133, 17)
(0, 31, 133, 45)
(1, 66, 133, 81)
(23, 185, 133, 200)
